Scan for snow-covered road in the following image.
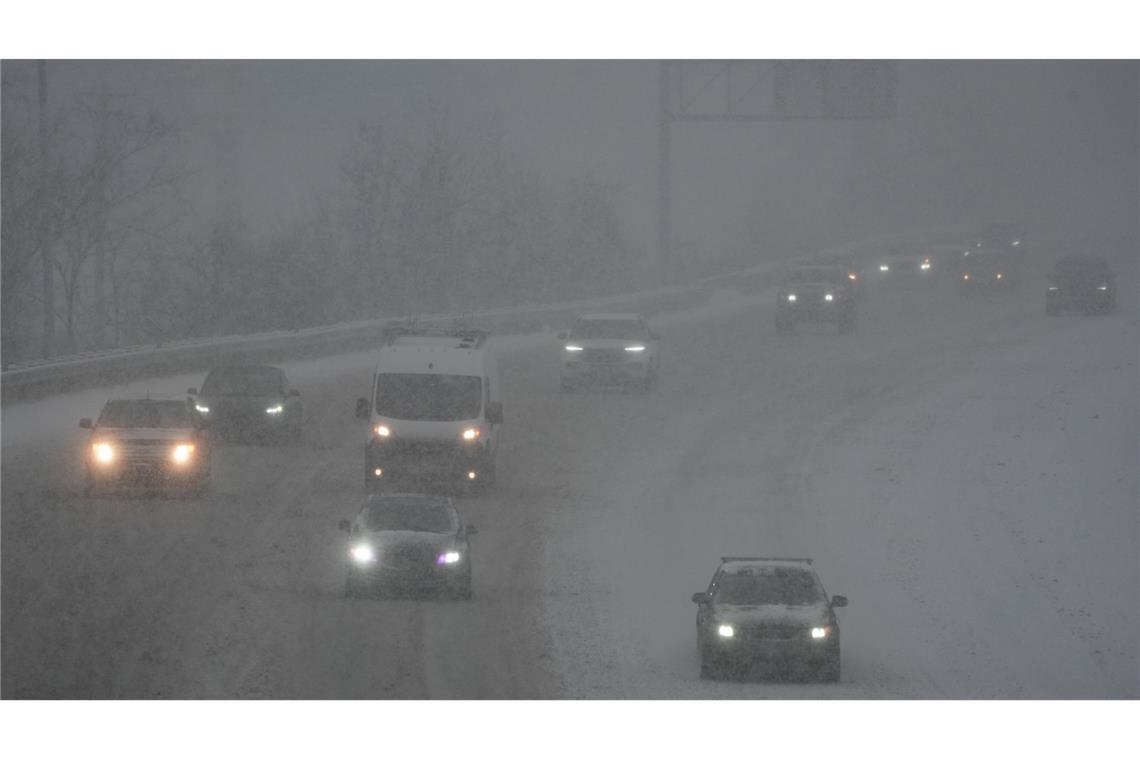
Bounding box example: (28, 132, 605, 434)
(3, 261, 1135, 698)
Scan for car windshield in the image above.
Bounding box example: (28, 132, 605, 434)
(714, 568, 822, 606)
(362, 501, 455, 533)
(98, 400, 192, 429)
(1054, 256, 1109, 279)
(201, 367, 284, 396)
(374, 373, 482, 421)
(967, 253, 1009, 270)
(785, 269, 846, 285)
(572, 319, 646, 340)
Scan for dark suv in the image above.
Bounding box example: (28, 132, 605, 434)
(189, 364, 302, 443)
(692, 557, 847, 681)
(80, 398, 211, 496)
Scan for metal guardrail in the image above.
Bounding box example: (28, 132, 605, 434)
(1, 227, 969, 405)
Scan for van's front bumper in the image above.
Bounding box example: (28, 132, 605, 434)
(365, 439, 491, 483)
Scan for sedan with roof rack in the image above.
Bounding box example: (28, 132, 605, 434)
(692, 556, 848, 681)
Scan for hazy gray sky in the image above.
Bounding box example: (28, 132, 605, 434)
(4, 60, 1136, 273)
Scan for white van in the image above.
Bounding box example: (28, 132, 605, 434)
(355, 324, 503, 491)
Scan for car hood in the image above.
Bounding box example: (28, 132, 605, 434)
(198, 394, 283, 407)
(567, 338, 651, 348)
(94, 426, 197, 441)
(712, 603, 831, 627)
(355, 530, 454, 552)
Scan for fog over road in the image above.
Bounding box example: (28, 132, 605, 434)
(2, 251, 1135, 698)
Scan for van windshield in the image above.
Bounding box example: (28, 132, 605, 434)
(374, 374, 482, 421)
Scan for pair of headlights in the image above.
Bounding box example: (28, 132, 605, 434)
(194, 403, 283, 415)
(349, 544, 461, 566)
(373, 424, 481, 442)
(715, 624, 830, 640)
(91, 442, 195, 465)
(785, 293, 836, 303)
(565, 345, 645, 352)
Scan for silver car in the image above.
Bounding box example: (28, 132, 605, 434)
(339, 493, 476, 600)
(557, 313, 661, 392)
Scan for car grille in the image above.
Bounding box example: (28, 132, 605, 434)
(383, 544, 437, 577)
(119, 439, 171, 462)
(741, 624, 804, 641)
(583, 348, 626, 364)
(389, 440, 462, 459)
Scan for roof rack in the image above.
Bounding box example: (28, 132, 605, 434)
(720, 556, 813, 564)
(381, 318, 489, 348)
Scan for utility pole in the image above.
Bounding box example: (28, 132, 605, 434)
(38, 60, 54, 358)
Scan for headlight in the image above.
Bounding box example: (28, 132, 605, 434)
(811, 626, 830, 640)
(374, 424, 391, 438)
(786, 293, 797, 303)
(194, 403, 210, 414)
(879, 264, 890, 272)
(920, 260, 932, 270)
(1048, 286, 1059, 291)
(564, 345, 584, 352)
(963, 274, 970, 281)
(1097, 285, 1109, 291)
(462, 427, 481, 441)
(350, 544, 375, 564)
(624, 345, 646, 352)
(437, 551, 462, 565)
(996, 273, 1003, 280)
(717, 624, 735, 638)
(265, 404, 284, 415)
(824, 293, 834, 302)
(92, 442, 115, 464)
(848, 272, 857, 281)
(171, 443, 195, 464)
(1011, 240, 1020, 246)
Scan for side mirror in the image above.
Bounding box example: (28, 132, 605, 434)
(338, 520, 351, 533)
(831, 595, 848, 608)
(556, 330, 569, 341)
(187, 387, 198, 396)
(466, 525, 478, 536)
(355, 398, 371, 419)
(691, 592, 711, 605)
(79, 418, 93, 429)
(289, 389, 301, 397)
(486, 401, 503, 425)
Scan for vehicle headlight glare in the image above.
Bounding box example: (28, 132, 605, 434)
(996, 273, 1003, 280)
(824, 293, 834, 302)
(624, 345, 646, 352)
(462, 427, 480, 441)
(879, 264, 890, 272)
(1097, 285, 1108, 291)
(811, 626, 829, 639)
(787, 293, 797, 303)
(171, 443, 195, 464)
(194, 403, 210, 414)
(265, 404, 284, 415)
(92, 442, 115, 464)
(717, 624, 735, 638)
(848, 273, 857, 281)
(565, 345, 584, 352)
(350, 544, 375, 564)
(1048, 286, 1058, 291)
(1011, 240, 1020, 246)
(375, 424, 391, 438)
(437, 551, 461, 565)
(920, 261, 932, 270)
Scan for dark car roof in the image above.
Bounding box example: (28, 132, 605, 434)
(1053, 254, 1111, 275)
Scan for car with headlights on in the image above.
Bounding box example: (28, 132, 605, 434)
(872, 245, 937, 287)
(80, 398, 211, 497)
(775, 266, 857, 334)
(1046, 253, 1117, 316)
(557, 313, 660, 392)
(959, 248, 1020, 291)
(339, 493, 476, 599)
(692, 557, 847, 681)
(189, 364, 302, 444)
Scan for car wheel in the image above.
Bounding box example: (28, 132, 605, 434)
(83, 473, 95, 498)
(450, 575, 473, 601)
(1046, 298, 1059, 316)
(699, 653, 720, 681)
(819, 652, 841, 683)
(345, 574, 365, 599)
(559, 377, 576, 393)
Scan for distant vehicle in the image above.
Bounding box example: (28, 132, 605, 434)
(775, 266, 858, 333)
(873, 245, 937, 286)
(339, 493, 476, 599)
(557, 313, 661, 392)
(973, 221, 1026, 253)
(959, 248, 1019, 291)
(80, 398, 211, 497)
(355, 323, 502, 491)
(810, 253, 865, 289)
(692, 557, 847, 682)
(1046, 254, 1117, 315)
(189, 364, 302, 444)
